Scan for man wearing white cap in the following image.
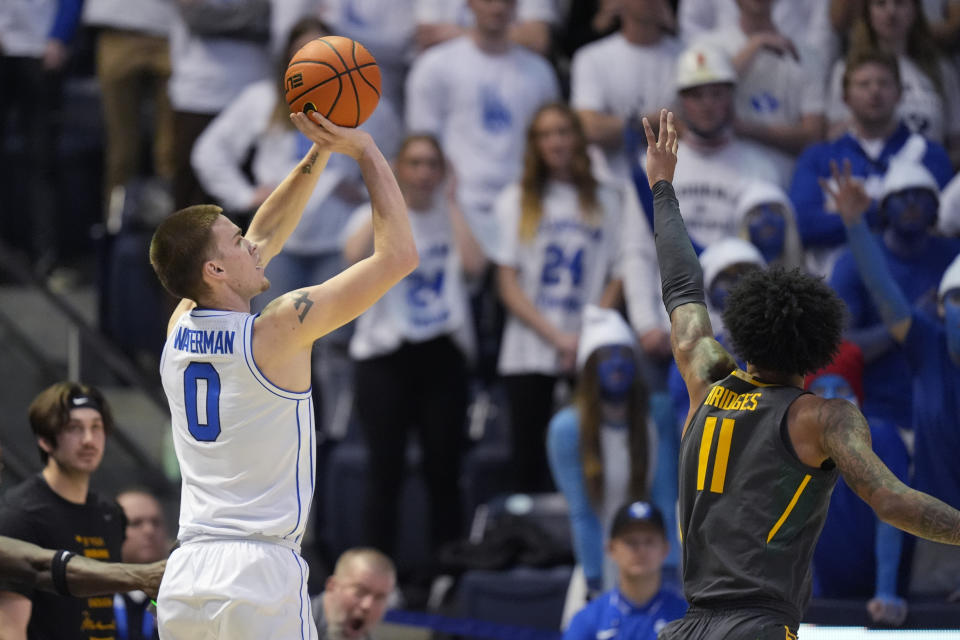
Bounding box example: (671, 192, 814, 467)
(669, 43, 782, 254)
(829, 159, 960, 436)
(829, 161, 960, 597)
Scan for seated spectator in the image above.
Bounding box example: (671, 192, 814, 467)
(829, 160, 960, 432)
(342, 134, 484, 573)
(789, 48, 953, 278)
(569, 0, 682, 181)
(670, 43, 782, 253)
(547, 305, 651, 594)
(406, 0, 559, 258)
(830, 161, 960, 598)
(114, 489, 170, 640)
(0, 382, 126, 639)
(825, 0, 960, 166)
(694, 0, 827, 186)
(493, 103, 626, 493)
(311, 548, 396, 640)
(563, 501, 687, 640)
(414, 0, 557, 55)
(734, 180, 805, 270)
(806, 342, 910, 627)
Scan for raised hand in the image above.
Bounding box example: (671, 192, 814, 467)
(819, 158, 872, 226)
(643, 109, 679, 187)
(290, 111, 373, 161)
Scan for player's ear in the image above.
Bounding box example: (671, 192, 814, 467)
(37, 436, 54, 455)
(203, 259, 225, 282)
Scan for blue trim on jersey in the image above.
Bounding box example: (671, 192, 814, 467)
(287, 400, 304, 541)
(293, 550, 307, 640)
(308, 399, 315, 495)
(242, 315, 312, 400)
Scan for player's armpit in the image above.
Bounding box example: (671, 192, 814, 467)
(167, 299, 197, 337)
(820, 399, 960, 545)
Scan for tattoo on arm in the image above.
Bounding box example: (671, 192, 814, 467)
(292, 291, 314, 323)
(821, 399, 960, 545)
(301, 152, 319, 175)
(671, 304, 735, 383)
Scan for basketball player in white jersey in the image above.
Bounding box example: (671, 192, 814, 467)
(148, 110, 417, 640)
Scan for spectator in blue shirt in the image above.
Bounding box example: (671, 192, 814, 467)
(788, 48, 953, 279)
(563, 501, 687, 640)
(827, 158, 960, 598)
(829, 160, 960, 433)
(805, 341, 910, 626)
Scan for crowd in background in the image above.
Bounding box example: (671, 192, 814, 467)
(3, 0, 960, 633)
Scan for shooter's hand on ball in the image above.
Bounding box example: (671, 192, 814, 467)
(291, 111, 373, 161)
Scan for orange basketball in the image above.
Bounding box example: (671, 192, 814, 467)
(284, 36, 381, 128)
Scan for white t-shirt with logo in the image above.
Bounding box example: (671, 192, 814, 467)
(406, 36, 560, 256)
(346, 200, 474, 361)
(493, 180, 625, 375)
(570, 33, 683, 180)
(826, 55, 960, 143)
(697, 27, 826, 184)
(671, 138, 783, 248)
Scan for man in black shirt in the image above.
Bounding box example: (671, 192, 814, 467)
(642, 109, 960, 639)
(0, 382, 126, 640)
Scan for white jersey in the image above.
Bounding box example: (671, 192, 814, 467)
(697, 27, 826, 184)
(160, 309, 315, 545)
(82, 0, 174, 35)
(406, 36, 560, 256)
(347, 199, 475, 361)
(671, 138, 783, 248)
(0, 0, 55, 57)
(570, 33, 682, 179)
(493, 180, 625, 375)
(827, 55, 960, 143)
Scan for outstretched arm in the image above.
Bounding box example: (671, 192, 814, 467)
(822, 159, 913, 342)
(257, 112, 418, 352)
(643, 110, 737, 416)
(245, 129, 331, 266)
(0, 536, 165, 597)
(820, 399, 960, 545)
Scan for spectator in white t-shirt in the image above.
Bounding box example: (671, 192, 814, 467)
(569, 0, 683, 181)
(343, 134, 484, 570)
(406, 0, 560, 258)
(414, 0, 557, 55)
(670, 43, 783, 251)
(493, 103, 626, 493)
(825, 0, 960, 166)
(695, 0, 827, 185)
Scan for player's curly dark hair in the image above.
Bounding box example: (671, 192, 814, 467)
(721, 267, 845, 377)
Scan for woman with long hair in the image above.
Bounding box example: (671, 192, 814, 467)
(826, 0, 960, 164)
(343, 133, 484, 575)
(547, 305, 650, 595)
(492, 102, 627, 493)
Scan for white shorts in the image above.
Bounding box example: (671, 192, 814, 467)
(157, 539, 317, 640)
